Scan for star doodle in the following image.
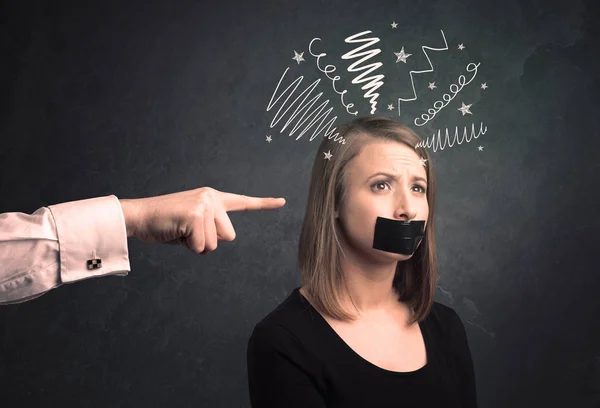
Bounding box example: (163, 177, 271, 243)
(481, 83, 488, 90)
(478, 145, 484, 151)
(266, 135, 272, 143)
(458, 43, 465, 50)
(387, 104, 394, 111)
(458, 102, 472, 116)
(394, 47, 411, 63)
(292, 50, 305, 64)
(323, 150, 333, 160)
(391, 21, 398, 28)
(428, 82, 437, 90)
(419, 157, 428, 166)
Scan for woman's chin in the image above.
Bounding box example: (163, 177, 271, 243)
(373, 248, 414, 261)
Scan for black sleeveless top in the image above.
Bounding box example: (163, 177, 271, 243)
(247, 287, 477, 407)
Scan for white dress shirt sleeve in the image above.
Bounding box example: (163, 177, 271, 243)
(0, 195, 131, 305)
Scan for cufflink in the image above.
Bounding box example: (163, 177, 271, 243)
(87, 250, 102, 270)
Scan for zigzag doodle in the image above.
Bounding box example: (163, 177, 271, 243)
(397, 30, 448, 116)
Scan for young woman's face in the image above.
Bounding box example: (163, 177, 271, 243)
(335, 140, 429, 263)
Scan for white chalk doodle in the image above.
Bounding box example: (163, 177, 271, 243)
(266, 67, 347, 144)
(342, 31, 385, 114)
(308, 38, 359, 116)
(394, 47, 411, 63)
(458, 102, 473, 116)
(397, 30, 449, 117)
(387, 103, 394, 111)
(413, 62, 480, 127)
(481, 83, 488, 89)
(478, 145, 484, 151)
(292, 50, 305, 64)
(391, 21, 398, 29)
(266, 135, 272, 143)
(414, 122, 488, 152)
(428, 82, 437, 90)
(458, 43, 465, 50)
(323, 150, 333, 160)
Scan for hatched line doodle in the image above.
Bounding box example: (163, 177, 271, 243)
(266, 67, 346, 144)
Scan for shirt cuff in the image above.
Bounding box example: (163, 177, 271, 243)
(48, 194, 131, 284)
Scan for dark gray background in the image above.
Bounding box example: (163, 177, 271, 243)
(1, 0, 599, 407)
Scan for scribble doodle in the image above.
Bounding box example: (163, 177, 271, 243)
(266, 67, 346, 144)
(342, 31, 385, 114)
(397, 30, 449, 117)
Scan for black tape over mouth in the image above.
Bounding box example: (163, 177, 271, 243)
(372, 217, 425, 255)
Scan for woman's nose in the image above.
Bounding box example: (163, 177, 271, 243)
(393, 191, 417, 221)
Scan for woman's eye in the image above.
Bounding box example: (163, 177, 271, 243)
(371, 181, 427, 193)
(372, 181, 390, 191)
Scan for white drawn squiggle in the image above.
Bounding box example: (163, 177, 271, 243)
(397, 30, 448, 116)
(414, 122, 487, 152)
(308, 38, 359, 116)
(266, 67, 346, 144)
(342, 31, 385, 114)
(414, 62, 480, 127)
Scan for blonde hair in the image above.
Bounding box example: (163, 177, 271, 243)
(298, 116, 438, 325)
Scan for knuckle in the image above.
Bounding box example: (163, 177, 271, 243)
(191, 209, 204, 222)
(197, 189, 215, 208)
(200, 186, 215, 198)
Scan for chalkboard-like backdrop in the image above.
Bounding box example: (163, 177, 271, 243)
(1, 0, 599, 407)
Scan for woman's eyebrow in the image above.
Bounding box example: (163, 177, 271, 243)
(366, 172, 428, 184)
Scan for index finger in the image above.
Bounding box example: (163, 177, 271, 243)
(218, 191, 286, 212)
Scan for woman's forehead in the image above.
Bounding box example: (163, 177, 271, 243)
(356, 142, 425, 172)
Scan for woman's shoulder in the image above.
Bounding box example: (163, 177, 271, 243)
(423, 300, 466, 337)
(249, 287, 314, 342)
(429, 300, 457, 318)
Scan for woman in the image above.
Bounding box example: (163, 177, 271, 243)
(246, 116, 477, 407)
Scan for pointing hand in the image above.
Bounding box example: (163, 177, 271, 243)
(120, 187, 286, 254)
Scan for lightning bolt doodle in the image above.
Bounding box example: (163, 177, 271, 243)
(397, 30, 448, 116)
